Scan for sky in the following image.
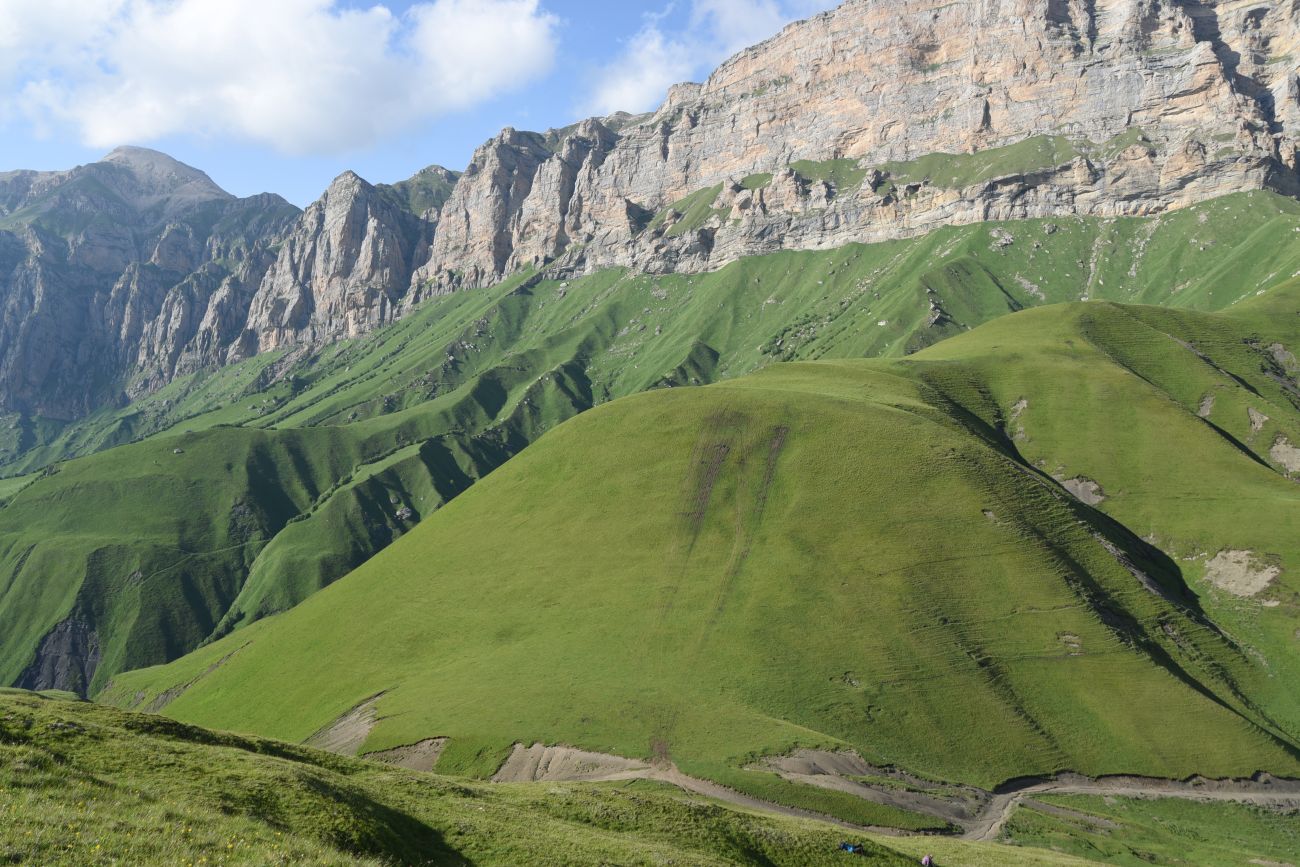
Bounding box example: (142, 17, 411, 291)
(0, 0, 838, 206)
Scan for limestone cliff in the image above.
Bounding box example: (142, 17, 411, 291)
(240, 170, 435, 353)
(409, 0, 1300, 288)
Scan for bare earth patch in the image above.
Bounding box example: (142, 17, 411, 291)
(1271, 436, 1300, 475)
(480, 743, 1300, 841)
(1249, 407, 1270, 433)
(752, 749, 989, 825)
(760, 749, 872, 778)
(1197, 394, 1215, 418)
(490, 744, 908, 831)
(1009, 398, 1028, 440)
(1204, 550, 1280, 598)
(365, 737, 448, 771)
(492, 743, 652, 782)
(1060, 476, 1106, 505)
(304, 694, 382, 756)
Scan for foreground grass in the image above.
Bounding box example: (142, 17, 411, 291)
(0, 691, 933, 865)
(3, 692, 1268, 866)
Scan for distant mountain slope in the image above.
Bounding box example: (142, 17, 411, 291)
(106, 285, 1300, 797)
(7, 193, 1300, 697)
(0, 149, 458, 428)
(0, 147, 300, 420)
(8, 1, 1300, 430)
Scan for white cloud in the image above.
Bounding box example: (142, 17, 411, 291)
(581, 0, 837, 117)
(582, 25, 696, 121)
(2, 0, 558, 154)
(409, 0, 557, 110)
(689, 0, 788, 58)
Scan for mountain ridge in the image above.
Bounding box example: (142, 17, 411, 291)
(7, 0, 1300, 426)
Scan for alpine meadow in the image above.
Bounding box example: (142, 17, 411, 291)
(3, 1, 1300, 864)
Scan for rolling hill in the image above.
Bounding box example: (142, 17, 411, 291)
(7, 192, 1300, 696)
(104, 283, 1300, 812)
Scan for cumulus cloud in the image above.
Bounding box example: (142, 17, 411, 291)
(1, 0, 558, 154)
(581, 25, 696, 121)
(582, 0, 837, 117)
(690, 0, 789, 58)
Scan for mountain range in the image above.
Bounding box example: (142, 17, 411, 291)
(4, 1, 1300, 864)
(6, 0, 1300, 429)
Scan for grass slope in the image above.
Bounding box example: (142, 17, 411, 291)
(7, 191, 1300, 694)
(1003, 794, 1300, 866)
(0, 690, 928, 866)
(106, 291, 1300, 803)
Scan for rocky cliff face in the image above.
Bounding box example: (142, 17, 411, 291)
(407, 0, 1300, 289)
(6, 1, 1300, 422)
(0, 147, 299, 419)
(0, 148, 458, 417)
(240, 171, 435, 353)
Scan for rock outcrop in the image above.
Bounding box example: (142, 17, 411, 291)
(15, 617, 101, 695)
(241, 171, 433, 352)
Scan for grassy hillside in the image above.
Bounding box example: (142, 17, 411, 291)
(8, 190, 1300, 476)
(0, 689, 925, 866)
(1003, 794, 1300, 866)
(8, 690, 1274, 866)
(106, 291, 1300, 805)
(6, 192, 1300, 695)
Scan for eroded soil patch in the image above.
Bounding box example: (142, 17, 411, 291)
(492, 743, 652, 782)
(1271, 436, 1300, 475)
(366, 737, 447, 771)
(1204, 550, 1280, 598)
(305, 694, 383, 756)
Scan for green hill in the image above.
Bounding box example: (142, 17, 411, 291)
(7, 192, 1300, 695)
(105, 289, 1300, 805)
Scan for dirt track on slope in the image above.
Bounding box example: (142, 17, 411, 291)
(367, 737, 448, 771)
(474, 744, 1300, 841)
(963, 773, 1300, 842)
(488, 743, 915, 833)
(304, 694, 383, 756)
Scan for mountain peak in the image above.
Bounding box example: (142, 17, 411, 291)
(327, 169, 368, 189)
(99, 145, 230, 201)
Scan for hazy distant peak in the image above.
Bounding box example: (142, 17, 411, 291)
(99, 145, 231, 201)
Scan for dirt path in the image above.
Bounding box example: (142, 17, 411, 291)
(963, 774, 1300, 842)
(478, 744, 1300, 843)
(646, 765, 912, 835)
(487, 744, 912, 835)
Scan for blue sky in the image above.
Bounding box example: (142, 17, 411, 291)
(1, 0, 837, 206)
